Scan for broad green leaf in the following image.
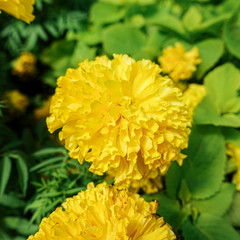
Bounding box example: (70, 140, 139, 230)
(143, 193, 190, 230)
(227, 192, 240, 227)
(224, 13, 240, 59)
(194, 97, 240, 127)
(146, 14, 186, 35)
(222, 128, 240, 146)
(194, 63, 240, 127)
(0, 155, 11, 195)
(192, 183, 235, 216)
(182, 214, 240, 240)
(0, 194, 25, 208)
(195, 39, 224, 79)
(204, 63, 240, 112)
(166, 161, 183, 199)
(103, 24, 147, 55)
(183, 6, 202, 31)
(90, 2, 125, 24)
(184, 125, 226, 199)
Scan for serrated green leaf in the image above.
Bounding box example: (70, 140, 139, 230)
(183, 125, 226, 199)
(103, 23, 147, 55)
(195, 39, 224, 79)
(183, 6, 202, 31)
(90, 2, 125, 24)
(224, 13, 240, 59)
(0, 156, 11, 195)
(192, 183, 235, 216)
(182, 213, 240, 240)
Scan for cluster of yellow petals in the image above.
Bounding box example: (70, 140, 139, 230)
(182, 84, 206, 119)
(158, 43, 201, 82)
(0, 0, 35, 23)
(28, 182, 176, 240)
(34, 97, 52, 120)
(12, 52, 36, 78)
(4, 90, 29, 112)
(129, 175, 163, 194)
(227, 144, 240, 191)
(47, 54, 191, 184)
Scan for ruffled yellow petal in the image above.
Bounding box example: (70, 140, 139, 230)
(158, 43, 201, 82)
(47, 54, 191, 184)
(0, 0, 35, 23)
(28, 182, 176, 240)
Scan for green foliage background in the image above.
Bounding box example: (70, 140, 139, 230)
(0, 0, 240, 239)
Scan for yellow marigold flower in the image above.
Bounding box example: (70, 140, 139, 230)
(4, 90, 29, 112)
(182, 84, 206, 119)
(28, 182, 176, 240)
(227, 144, 240, 191)
(34, 97, 52, 120)
(12, 52, 36, 78)
(0, 0, 35, 23)
(129, 175, 163, 194)
(47, 54, 191, 184)
(158, 43, 201, 82)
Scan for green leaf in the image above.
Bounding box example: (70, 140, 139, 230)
(183, 6, 202, 31)
(0, 156, 11, 195)
(195, 39, 224, 79)
(0, 194, 25, 208)
(192, 183, 235, 216)
(183, 125, 226, 199)
(166, 161, 183, 199)
(178, 180, 191, 205)
(227, 192, 240, 227)
(90, 2, 125, 24)
(182, 213, 240, 240)
(3, 217, 38, 235)
(147, 14, 186, 35)
(221, 128, 240, 145)
(103, 24, 147, 55)
(205, 63, 240, 112)
(194, 63, 240, 127)
(144, 193, 190, 230)
(12, 154, 28, 195)
(224, 13, 240, 59)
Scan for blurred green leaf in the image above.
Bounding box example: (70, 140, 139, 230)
(0, 194, 25, 208)
(224, 12, 240, 59)
(227, 192, 240, 227)
(103, 23, 147, 55)
(222, 128, 240, 145)
(182, 213, 240, 240)
(90, 2, 125, 24)
(195, 39, 224, 79)
(0, 155, 11, 195)
(183, 6, 202, 31)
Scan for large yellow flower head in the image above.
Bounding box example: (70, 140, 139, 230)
(0, 0, 35, 23)
(47, 54, 191, 183)
(28, 182, 176, 240)
(158, 43, 201, 82)
(227, 144, 240, 191)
